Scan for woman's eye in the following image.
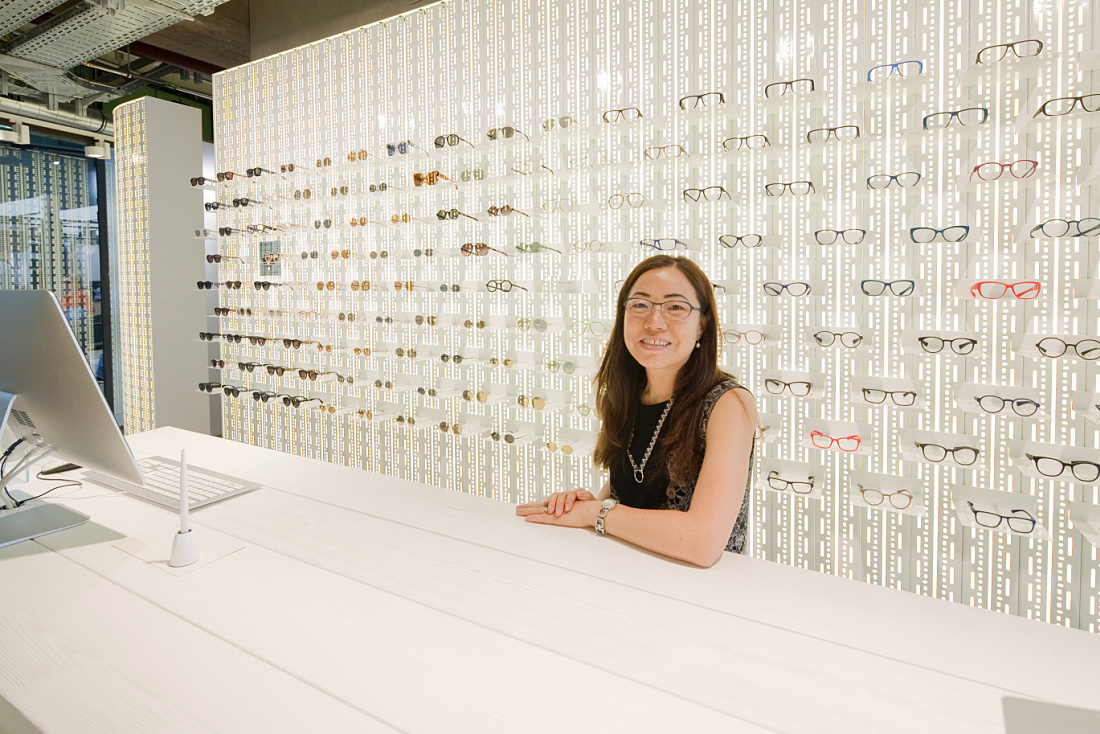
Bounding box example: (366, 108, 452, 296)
(667, 303, 688, 312)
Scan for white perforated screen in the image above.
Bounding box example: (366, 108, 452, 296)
(210, 0, 1100, 631)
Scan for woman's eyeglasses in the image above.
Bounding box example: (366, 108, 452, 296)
(623, 297, 701, 321)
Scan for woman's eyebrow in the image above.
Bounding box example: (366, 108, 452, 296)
(629, 291, 690, 299)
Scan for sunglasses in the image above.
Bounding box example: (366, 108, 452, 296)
(486, 126, 529, 141)
(542, 116, 575, 131)
(434, 134, 474, 148)
(461, 242, 506, 257)
(437, 208, 479, 221)
(413, 171, 453, 186)
(488, 204, 529, 217)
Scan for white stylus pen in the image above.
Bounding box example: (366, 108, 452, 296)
(179, 449, 189, 534)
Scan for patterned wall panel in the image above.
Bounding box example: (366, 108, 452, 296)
(210, 0, 1100, 630)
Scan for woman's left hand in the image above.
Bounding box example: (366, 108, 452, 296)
(520, 499, 600, 528)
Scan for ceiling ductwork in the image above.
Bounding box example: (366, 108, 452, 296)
(0, 0, 231, 101)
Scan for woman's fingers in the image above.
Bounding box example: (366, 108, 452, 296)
(518, 490, 594, 518)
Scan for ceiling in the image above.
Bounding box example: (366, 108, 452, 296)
(0, 0, 250, 121)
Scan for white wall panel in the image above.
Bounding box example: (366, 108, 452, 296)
(210, 0, 1100, 630)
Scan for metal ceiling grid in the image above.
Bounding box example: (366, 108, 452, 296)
(11, 1, 229, 69)
(209, 0, 1100, 630)
(0, 0, 67, 40)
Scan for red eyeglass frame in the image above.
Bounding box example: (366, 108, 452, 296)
(810, 430, 862, 452)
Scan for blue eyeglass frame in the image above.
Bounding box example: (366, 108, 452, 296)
(866, 60, 924, 82)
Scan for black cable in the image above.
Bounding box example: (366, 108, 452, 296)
(94, 104, 107, 134)
(17, 472, 84, 507)
(0, 438, 23, 476)
(1, 438, 26, 506)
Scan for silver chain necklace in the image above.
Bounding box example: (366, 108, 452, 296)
(627, 397, 674, 483)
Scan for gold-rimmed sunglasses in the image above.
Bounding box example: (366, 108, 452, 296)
(461, 242, 508, 257)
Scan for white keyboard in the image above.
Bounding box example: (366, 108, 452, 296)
(83, 455, 261, 510)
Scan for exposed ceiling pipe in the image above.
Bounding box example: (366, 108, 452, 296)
(0, 96, 113, 136)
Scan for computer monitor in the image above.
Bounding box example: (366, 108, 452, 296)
(0, 289, 142, 548)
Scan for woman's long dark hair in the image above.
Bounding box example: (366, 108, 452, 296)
(592, 255, 730, 484)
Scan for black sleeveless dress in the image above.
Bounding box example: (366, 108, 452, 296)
(609, 380, 752, 554)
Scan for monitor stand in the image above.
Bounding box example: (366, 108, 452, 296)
(0, 390, 89, 549)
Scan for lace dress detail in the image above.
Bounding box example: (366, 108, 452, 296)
(611, 379, 752, 554)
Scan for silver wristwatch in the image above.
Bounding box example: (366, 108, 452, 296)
(595, 498, 618, 535)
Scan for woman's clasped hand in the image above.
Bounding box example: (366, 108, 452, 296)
(516, 489, 597, 526)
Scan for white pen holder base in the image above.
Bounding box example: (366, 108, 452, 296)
(169, 529, 200, 567)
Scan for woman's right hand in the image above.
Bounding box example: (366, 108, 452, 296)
(516, 489, 597, 517)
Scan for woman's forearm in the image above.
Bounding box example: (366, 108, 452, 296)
(600, 504, 725, 567)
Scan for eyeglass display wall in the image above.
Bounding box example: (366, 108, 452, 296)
(207, 0, 1100, 630)
(0, 144, 106, 390)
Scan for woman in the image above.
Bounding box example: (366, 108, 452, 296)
(516, 255, 758, 567)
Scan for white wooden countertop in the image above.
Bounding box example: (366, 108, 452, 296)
(1, 427, 1098, 733)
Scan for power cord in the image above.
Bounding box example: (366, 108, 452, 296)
(15, 472, 85, 507)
